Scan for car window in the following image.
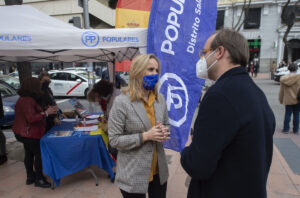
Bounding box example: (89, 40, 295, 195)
(68, 74, 83, 81)
(0, 76, 20, 89)
(0, 83, 16, 98)
(50, 73, 69, 81)
(77, 73, 100, 80)
(77, 73, 88, 79)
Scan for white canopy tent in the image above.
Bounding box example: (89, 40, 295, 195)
(0, 5, 147, 63)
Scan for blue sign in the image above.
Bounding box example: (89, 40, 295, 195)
(81, 31, 100, 47)
(81, 31, 139, 47)
(147, 0, 217, 152)
(102, 36, 139, 43)
(0, 34, 32, 42)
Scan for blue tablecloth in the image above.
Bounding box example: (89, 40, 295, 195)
(40, 121, 115, 186)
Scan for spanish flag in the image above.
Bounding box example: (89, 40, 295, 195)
(115, 0, 152, 28)
(115, 0, 152, 72)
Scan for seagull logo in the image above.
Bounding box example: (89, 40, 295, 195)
(159, 73, 189, 127)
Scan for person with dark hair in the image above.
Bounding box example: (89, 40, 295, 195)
(279, 63, 300, 134)
(254, 62, 259, 77)
(250, 61, 255, 77)
(279, 60, 286, 68)
(87, 79, 121, 120)
(12, 77, 57, 188)
(38, 71, 61, 131)
(181, 29, 275, 198)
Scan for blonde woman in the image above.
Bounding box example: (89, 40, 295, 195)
(108, 54, 170, 198)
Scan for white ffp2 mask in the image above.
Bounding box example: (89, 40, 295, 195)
(196, 50, 218, 79)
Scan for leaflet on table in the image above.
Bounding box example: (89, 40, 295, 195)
(81, 119, 99, 124)
(86, 115, 100, 119)
(69, 98, 88, 117)
(62, 118, 77, 122)
(48, 131, 74, 137)
(72, 131, 90, 137)
(74, 126, 99, 132)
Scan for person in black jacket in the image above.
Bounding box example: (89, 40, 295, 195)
(181, 29, 275, 198)
(38, 72, 61, 131)
(0, 94, 7, 165)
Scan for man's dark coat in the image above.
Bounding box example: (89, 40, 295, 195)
(181, 67, 275, 198)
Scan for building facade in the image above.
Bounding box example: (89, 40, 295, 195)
(1, 0, 299, 72)
(0, 0, 115, 29)
(217, 0, 300, 72)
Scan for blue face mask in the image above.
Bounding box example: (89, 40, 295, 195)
(143, 74, 159, 90)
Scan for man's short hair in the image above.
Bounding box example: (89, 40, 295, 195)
(210, 29, 249, 67)
(288, 63, 298, 72)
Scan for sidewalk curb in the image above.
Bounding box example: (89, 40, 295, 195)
(273, 145, 300, 194)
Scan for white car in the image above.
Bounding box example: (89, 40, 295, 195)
(8, 71, 37, 79)
(49, 71, 100, 97)
(0, 75, 20, 90)
(64, 67, 87, 72)
(274, 59, 300, 82)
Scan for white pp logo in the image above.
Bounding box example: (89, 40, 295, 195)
(159, 73, 188, 127)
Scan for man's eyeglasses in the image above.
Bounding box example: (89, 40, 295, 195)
(198, 48, 212, 58)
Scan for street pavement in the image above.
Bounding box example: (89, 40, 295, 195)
(1, 73, 300, 197)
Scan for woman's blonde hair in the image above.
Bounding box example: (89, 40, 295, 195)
(122, 54, 161, 101)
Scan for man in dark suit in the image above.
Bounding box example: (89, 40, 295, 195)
(181, 29, 275, 198)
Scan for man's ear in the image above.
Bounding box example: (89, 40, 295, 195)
(215, 46, 225, 60)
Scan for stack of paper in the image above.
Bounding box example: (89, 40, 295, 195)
(74, 126, 99, 132)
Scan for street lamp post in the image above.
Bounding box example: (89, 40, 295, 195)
(83, 0, 90, 29)
(82, 0, 95, 112)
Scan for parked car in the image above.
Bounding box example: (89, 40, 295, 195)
(274, 59, 300, 82)
(0, 75, 20, 90)
(49, 71, 101, 97)
(7, 71, 19, 78)
(8, 71, 38, 79)
(0, 80, 19, 127)
(119, 72, 129, 85)
(64, 67, 87, 72)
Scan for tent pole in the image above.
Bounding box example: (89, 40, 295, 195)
(113, 58, 116, 87)
(82, 0, 95, 112)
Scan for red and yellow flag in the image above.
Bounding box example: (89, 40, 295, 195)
(115, 0, 152, 72)
(115, 0, 152, 28)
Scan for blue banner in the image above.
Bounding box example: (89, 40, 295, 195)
(147, 0, 217, 152)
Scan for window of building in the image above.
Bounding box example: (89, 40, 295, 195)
(244, 8, 261, 29)
(216, 10, 225, 30)
(281, 5, 300, 24)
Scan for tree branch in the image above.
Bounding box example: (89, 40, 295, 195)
(234, 0, 247, 30)
(232, 0, 235, 28)
(237, 0, 252, 31)
(281, 0, 291, 20)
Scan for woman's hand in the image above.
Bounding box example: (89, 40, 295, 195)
(54, 117, 61, 125)
(156, 121, 170, 141)
(143, 122, 170, 143)
(45, 106, 58, 116)
(143, 126, 165, 142)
